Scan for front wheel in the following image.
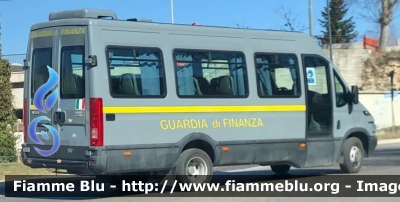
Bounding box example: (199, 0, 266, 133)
(175, 148, 213, 184)
(340, 137, 364, 173)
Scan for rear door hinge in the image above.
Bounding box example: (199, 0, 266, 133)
(23, 59, 29, 70)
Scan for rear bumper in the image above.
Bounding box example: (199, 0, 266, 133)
(20, 143, 178, 175)
(20, 144, 107, 175)
(20, 150, 91, 174)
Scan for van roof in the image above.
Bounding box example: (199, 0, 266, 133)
(30, 8, 313, 42)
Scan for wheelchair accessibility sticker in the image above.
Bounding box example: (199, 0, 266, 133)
(306, 67, 316, 85)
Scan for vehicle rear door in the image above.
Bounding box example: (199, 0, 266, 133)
(53, 26, 89, 163)
(25, 27, 58, 160)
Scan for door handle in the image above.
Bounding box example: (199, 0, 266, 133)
(337, 120, 341, 130)
(54, 111, 66, 123)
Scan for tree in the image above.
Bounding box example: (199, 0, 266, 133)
(347, 0, 400, 52)
(319, 0, 358, 45)
(0, 58, 17, 163)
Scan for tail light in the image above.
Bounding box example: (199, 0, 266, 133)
(23, 98, 27, 143)
(89, 98, 104, 146)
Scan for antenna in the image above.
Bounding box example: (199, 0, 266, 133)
(170, 0, 174, 23)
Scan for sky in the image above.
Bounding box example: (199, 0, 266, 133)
(0, 0, 398, 55)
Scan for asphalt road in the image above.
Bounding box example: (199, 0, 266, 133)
(1, 142, 399, 202)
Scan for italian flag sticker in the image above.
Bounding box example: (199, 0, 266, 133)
(75, 99, 85, 110)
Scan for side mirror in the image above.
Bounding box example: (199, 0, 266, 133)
(351, 85, 359, 104)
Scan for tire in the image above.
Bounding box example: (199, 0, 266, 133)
(271, 165, 291, 175)
(175, 148, 213, 184)
(340, 137, 364, 173)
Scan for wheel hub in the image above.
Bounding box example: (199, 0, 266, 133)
(186, 157, 208, 177)
(188, 166, 195, 175)
(349, 146, 362, 167)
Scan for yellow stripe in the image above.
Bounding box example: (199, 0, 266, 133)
(30, 105, 306, 113)
(103, 105, 306, 114)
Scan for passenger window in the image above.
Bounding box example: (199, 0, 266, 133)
(107, 47, 166, 98)
(334, 71, 348, 107)
(60, 46, 85, 99)
(174, 50, 248, 97)
(31, 48, 52, 98)
(255, 53, 301, 97)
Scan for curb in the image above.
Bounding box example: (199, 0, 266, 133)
(378, 138, 400, 145)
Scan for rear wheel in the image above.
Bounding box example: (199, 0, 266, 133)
(175, 148, 213, 184)
(340, 137, 364, 173)
(271, 165, 291, 175)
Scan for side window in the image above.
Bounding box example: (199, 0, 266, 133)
(60, 46, 85, 99)
(334, 71, 348, 107)
(106, 47, 166, 98)
(255, 53, 301, 97)
(174, 50, 248, 98)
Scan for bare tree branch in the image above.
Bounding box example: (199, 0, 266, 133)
(275, 6, 308, 32)
(389, 0, 400, 10)
(347, 0, 400, 52)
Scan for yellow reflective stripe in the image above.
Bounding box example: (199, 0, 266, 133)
(102, 105, 306, 114)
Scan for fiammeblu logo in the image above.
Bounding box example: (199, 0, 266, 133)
(27, 66, 61, 157)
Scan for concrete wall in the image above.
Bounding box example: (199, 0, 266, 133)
(11, 69, 24, 110)
(360, 91, 400, 131)
(322, 48, 373, 87)
(12, 88, 23, 110)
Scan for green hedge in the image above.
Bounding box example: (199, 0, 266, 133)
(0, 58, 17, 163)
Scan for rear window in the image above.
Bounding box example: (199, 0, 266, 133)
(60, 45, 85, 98)
(31, 48, 52, 98)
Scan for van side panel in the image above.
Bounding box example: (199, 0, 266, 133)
(89, 27, 308, 173)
